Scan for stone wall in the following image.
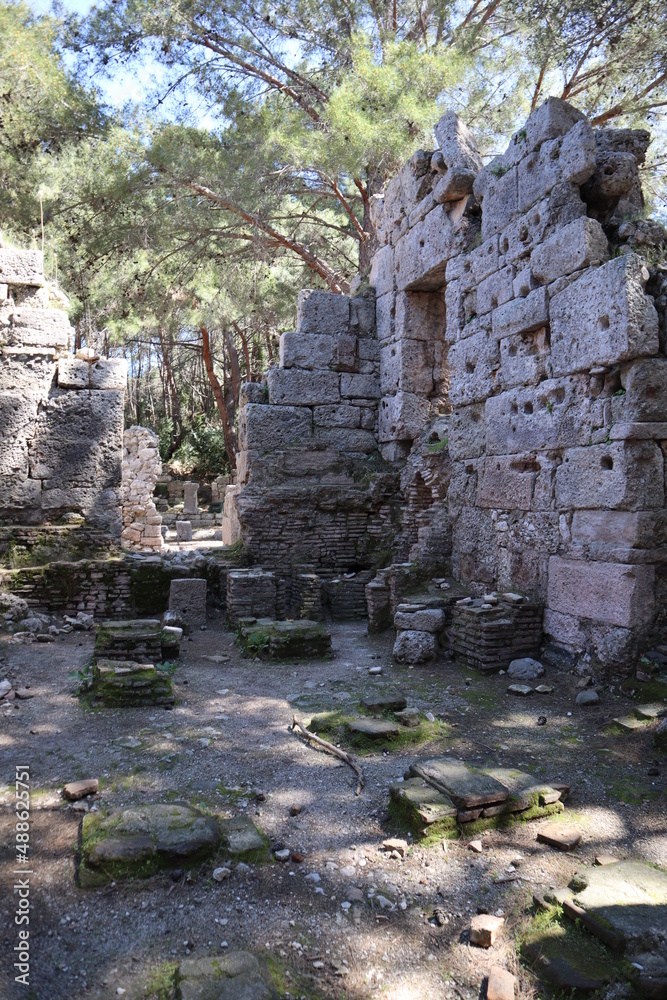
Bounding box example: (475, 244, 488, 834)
(120, 426, 163, 551)
(0, 248, 126, 533)
(233, 289, 402, 606)
(369, 97, 665, 666)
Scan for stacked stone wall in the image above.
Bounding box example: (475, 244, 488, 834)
(0, 248, 126, 533)
(370, 97, 665, 666)
(120, 426, 163, 551)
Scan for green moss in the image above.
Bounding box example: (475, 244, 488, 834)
(264, 953, 326, 999)
(308, 710, 451, 755)
(223, 539, 253, 566)
(459, 801, 564, 837)
(520, 907, 626, 993)
(143, 961, 178, 1000)
(387, 793, 458, 846)
(427, 437, 448, 453)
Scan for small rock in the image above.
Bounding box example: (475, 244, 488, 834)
(346, 886, 364, 902)
(274, 849, 291, 861)
(291, 852, 304, 863)
(368, 665, 383, 675)
(212, 867, 231, 881)
(468, 840, 483, 854)
(170, 869, 184, 882)
(339, 865, 356, 878)
(487, 966, 516, 1000)
(575, 689, 600, 706)
(71, 800, 90, 813)
(63, 778, 99, 801)
(395, 707, 420, 728)
(508, 657, 544, 681)
(537, 715, 547, 726)
(304, 872, 321, 882)
(236, 862, 250, 874)
(534, 684, 554, 694)
(375, 895, 394, 909)
(508, 684, 533, 696)
(537, 823, 581, 851)
(14, 688, 34, 700)
(469, 914, 504, 948)
(0, 679, 11, 699)
(594, 854, 619, 866)
(424, 711, 435, 722)
(289, 804, 302, 816)
(382, 838, 409, 857)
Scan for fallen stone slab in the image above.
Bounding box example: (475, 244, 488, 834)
(576, 689, 600, 706)
(95, 619, 163, 663)
(179, 952, 278, 1000)
(522, 922, 611, 992)
(606, 714, 646, 734)
(392, 629, 437, 664)
(388, 777, 458, 841)
(348, 718, 400, 738)
(382, 838, 409, 857)
(508, 683, 533, 696)
(238, 619, 332, 660)
(482, 767, 563, 812)
(565, 860, 667, 953)
(486, 966, 516, 1000)
(508, 657, 544, 680)
(79, 803, 220, 886)
(360, 693, 407, 713)
(534, 684, 554, 694)
(537, 823, 581, 851)
(218, 816, 270, 863)
(409, 757, 509, 809)
(470, 913, 504, 947)
(63, 779, 99, 801)
(395, 707, 420, 727)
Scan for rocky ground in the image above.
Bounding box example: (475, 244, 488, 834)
(0, 614, 665, 1000)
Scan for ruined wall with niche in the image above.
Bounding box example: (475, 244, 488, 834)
(0, 248, 126, 535)
(233, 288, 401, 610)
(370, 97, 666, 667)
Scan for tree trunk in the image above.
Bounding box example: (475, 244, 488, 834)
(358, 166, 384, 276)
(159, 326, 185, 460)
(200, 325, 238, 470)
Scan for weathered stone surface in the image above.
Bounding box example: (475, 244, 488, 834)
(486, 966, 516, 1000)
(575, 688, 599, 706)
(348, 718, 400, 738)
(389, 777, 458, 831)
(392, 629, 437, 663)
(179, 952, 277, 1000)
(5, 306, 71, 349)
(547, 557, 655, 628)
(555, 441, 664, 511)
(63, 779, 99, 801)
(378, 391, 431, 443)
(296, 289, 349, 334)
(530, 216, 608, 284)
(360, 693, 408, 713)
(508, 657, 544, 680)
(508, 683, 533, 696)
(57, 356, 127, 391)
(239, 403, 312, 453)
(615, 357, 667, 424)
(313, 403, 361, 428)
(0, 248, 44, 286)
(448, 326, 499, 406)
(491, 287, 549, 340)
(409, 758, 509, 808)
(267, 368, 340, 405)
(550, 254, 659, 375)
(482, 767, 562, 812)
(218, 816, 269, 861)
(169, 578, 207, 631)
(393, 608, 445, 633)
(565, 860, 667, 952)
(340, 372, 380, 399)
(280, 330, 334, 369)
(176, 520, 193, 542)
(237, 619, 331, 659)
(380, 339, 434, 395)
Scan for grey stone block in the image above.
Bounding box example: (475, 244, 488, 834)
(314, 427, 377, 453)
(169, 578, 207, 631)
(375, 292, 394, 343)
(380, 339, 434, 395)
(434, 111, 484, 173)
(491, 286, 548, 340)
(7, 307, 70, 350)
(378, 391, 431, 443)
(393, 629, 437, 663)
(550, 255, 659, 375)
(296, 289, 349, 334)
(369, 244, 394, 297)
(476, 265, 514, 316)
(448, 326, 500, 406)
(340, 373, 380, 399)
(267, 368, 340, 405)
(394, 608, 445, 633)
(57, 357, 127, 391)
(313, 404, 361, 428)
(555, 441, 664, 510)
(499, 328, 549, 389)
(239, 403, 312, 453)
(481, 165, 518, 240)
(614, 357, 667, 422)
(395, 289, 446, 342)
(0, 248, 44, 286)
(279, 330, 334, 369)
(176, 520, 193, 542)
(530, 216, 608, 284)
(448, 403, 486, 460)
(547, 557, 655, 628)
(485, 377, 593, 455)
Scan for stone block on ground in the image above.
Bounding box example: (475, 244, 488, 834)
(486, 966, 516, 1000)
(89, 659, 174, 708)
(388, 777, 458, 839)
(169, 578, 207, 631)
(537, 823, 581, 851)
(347, 718, 400, 738)
(218, 816, 270, 863)
(176, 520, 193, 542)
(393, 608, 445, 633)
(95, 619, 163, 663)
(79, 803, 219, 886)
(360, 693, 408, 713)
(178, 952, 278, 1000)
(507, 657, 544, 680)
(237, 619, 331, 660)
(408, 758, 509, 809)
(63, 779, 99, 801)
(393, 629, 437, 664)
(470, 913, 504, 947)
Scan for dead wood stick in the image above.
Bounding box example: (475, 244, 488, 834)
(290, 715, 365, 796)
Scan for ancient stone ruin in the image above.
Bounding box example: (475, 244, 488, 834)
(229, 97, 667, 668)
(120, 425, 164, 551)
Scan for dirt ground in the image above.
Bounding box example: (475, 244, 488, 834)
(0, 613, 665, 1000)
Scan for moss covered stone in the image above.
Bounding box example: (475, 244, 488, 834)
(88, 658, 174, 707)
(218, 816, 272, 864)
(388, 777, 458, 844)
(178, 952, 278, 1000)
(78, 803, 220, 886)
(238, 618, 331, 659)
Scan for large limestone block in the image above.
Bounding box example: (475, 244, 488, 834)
(279, 330, 334, 370)
(57, 356, 127, 390)
(448, 403, 486, 460)
(530, 216, 608, 284)
(29, 390, 124, 488)
(614, 357, 667, 423)
(314, 427, 377, 454)
(238, 403, 312, 453)
(0, 477, 41, 516)
(485, 377, 593, 455)
(380, 338, 434, 395)
(446, 235, 499, 288)
(393, 629, 437, 663)
(491, 286, 548, 340)
(517, 120, 597, 213)
(434, 111, 484, 174)
(481, 166, 518, 240)
(555, 441, 664, 510)
(498, 187, 586, 267)
(0, 248, 44, 286)
(375, 292, 394, 343)
(267, 367, 340, 405)
(550, 255, 659, 375)
(476, 265, 514, 316)
(6, 306, 70, 350)
(394, 608, 445, 632)
(0, 392, 38, 475)
(396, 204, 475, 291)
(499, 327, 549, 390)
(379, 391, 431, 443)
(370, 243, 394, 297)
(478, 453, 554, 511)
(340, 372, 380, 399)
(313, 403, 361, 429)
(448, 326, 499, 406)
(547, 556, 655, 628)
(296, 289, 349, 334)
(571, 510, 667, 550)
(395, 289, 446, 341)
